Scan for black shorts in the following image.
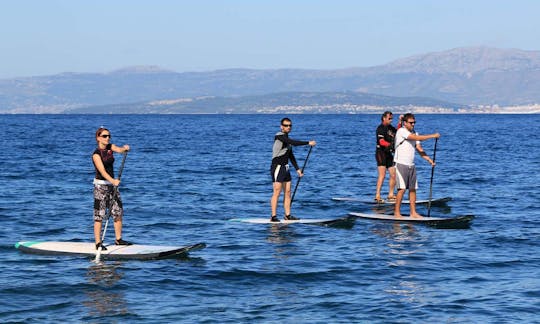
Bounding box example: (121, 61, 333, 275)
(376, 150, 394, 168)
(270, 164, 292, 183)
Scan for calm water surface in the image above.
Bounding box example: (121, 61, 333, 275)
(0, 114, 539, 323)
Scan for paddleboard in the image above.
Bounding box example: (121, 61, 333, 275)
(349, 212, 474, 229)
(230, 215, 355, 228)
(15, 241, 206, 260)
(333, 196, 452, 206)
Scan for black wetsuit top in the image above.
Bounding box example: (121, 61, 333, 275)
(271, 132, 309, 169)
(376, 123, 396, 152)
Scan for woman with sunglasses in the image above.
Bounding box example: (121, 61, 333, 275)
(270, 118, 316, 222)
(92, 127, 131, 250)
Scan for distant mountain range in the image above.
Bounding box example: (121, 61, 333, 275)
(67, 91, 461, 114)
(1, 46, 540, 113)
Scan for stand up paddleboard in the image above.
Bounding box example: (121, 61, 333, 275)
(230, 215, 355, 228)
(15, 241, 206, 260)
(333, 196, 452, 206)
(349, 212, 474, 229)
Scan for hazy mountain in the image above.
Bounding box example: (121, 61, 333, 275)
(377, 47, 540, 73)
(67, 91, 461, 114)
(1, 47, 539, 113)
(360, 47, 540, 105)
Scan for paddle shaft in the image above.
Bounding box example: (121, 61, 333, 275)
(96, 151, 128, 260)
(427, 138, 438, 217)
(290, 145, 313, 206)
(100, 151, 128, 240)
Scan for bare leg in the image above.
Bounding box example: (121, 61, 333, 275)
(376, 166, 386, 200)
(114, 219, 123, 240)
(409, 189, 422, 217)
(394, 189, 406, 217)
(271, 182, 283, 217)
(388, 166, 396, 198)
(282, 181, 292, 216)
(94, 221, 102, 244)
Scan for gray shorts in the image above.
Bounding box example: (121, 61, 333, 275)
(395, 163, 418, 190)
(93, 184, 123, 222)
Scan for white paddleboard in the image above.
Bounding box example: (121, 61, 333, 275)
(15, 241, 206, 260)
(349, 212, 474, 228)
(333, 196, 452, 205)
(230, 215, 355, 228)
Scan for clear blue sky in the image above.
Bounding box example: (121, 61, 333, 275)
(1, 0, 538, 78)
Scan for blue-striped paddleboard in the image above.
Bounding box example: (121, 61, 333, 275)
(15, 241, 206, 260)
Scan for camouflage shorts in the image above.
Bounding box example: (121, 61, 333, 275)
(93, 184, 123, 222)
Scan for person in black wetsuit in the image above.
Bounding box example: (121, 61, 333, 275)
(92, 127, 131, 250)
(375, 111, 397, 203)
(270, 118, 316, 222)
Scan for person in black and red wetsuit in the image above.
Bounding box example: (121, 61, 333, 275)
(375, 111, 397, 203)
(92, 127, 131, 250)
(270, 118, 316, 222)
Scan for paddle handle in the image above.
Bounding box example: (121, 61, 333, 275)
(291, 145, 313, 206)
(427, 138, 438, 217)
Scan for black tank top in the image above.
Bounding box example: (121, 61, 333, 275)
(93, 144, 114, 180)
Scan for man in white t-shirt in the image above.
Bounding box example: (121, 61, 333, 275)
(393, 113, 440, 218)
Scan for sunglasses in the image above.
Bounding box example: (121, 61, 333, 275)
(282, 124, 292, 127)
(100, 134, 111, 138)
(406, 121, 416, 125)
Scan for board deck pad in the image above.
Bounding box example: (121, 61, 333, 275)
(15, 241, 206, 260)
(349, 212, 474, 229)
(333, 196, 452, 206)
(230, 215, 355, 228)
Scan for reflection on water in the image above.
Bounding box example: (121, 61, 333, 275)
(377, 223, 427, 304)
(384, 276, 425, 304)
(83, 262, 129, 317)
(266, 225, 298, 262)
(372, 222, 418, 240)
(266, 224, 297, 245)
(87, 262, 124, 287)
(263, 225, 303, 305)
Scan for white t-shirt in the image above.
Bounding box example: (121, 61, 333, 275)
(394, 128, 418, 166)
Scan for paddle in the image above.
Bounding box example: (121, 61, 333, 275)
(95, 151, 128, 262)
(290, 145, 313, 206)
(427, 138, 438, 217)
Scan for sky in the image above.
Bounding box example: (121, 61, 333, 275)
(1, 0, 539, 78)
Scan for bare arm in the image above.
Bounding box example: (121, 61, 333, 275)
(415, 142, 435, 166)
(407, 132, 440, 141)
(111, 144, 130, 153)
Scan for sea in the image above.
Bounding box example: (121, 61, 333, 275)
(0, 114, 539, 323)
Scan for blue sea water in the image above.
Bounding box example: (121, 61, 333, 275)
(0, 114, 539, 323)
